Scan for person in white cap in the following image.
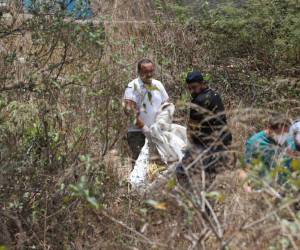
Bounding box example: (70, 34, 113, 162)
(287, 120, 300, 157)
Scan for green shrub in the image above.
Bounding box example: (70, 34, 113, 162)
(199, 0, 300, 72)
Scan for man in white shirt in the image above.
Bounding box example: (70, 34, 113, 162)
(123, 59, 169, 167)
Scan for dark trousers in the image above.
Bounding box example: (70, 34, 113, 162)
(127, 131, 146, 169)
(176, 145, 226, 188)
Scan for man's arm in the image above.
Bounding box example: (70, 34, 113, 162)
(157, 81, 169, 104)
(210, 92, 232, 146)
(123, 99, 144, 129)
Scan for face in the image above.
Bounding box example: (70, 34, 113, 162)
(187, 82, 205, 98)
(272, 125, 290, 145)
(139, 63, 155, 84)
(273, 125, 289, 135)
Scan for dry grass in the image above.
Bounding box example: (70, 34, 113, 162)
(1, 1, 300, 249)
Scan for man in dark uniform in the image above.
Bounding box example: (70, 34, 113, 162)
(176, 71, 232, 186)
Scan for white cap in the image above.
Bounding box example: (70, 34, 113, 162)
(290, 121, 300, 134)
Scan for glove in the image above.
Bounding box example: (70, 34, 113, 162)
(142, 125, 151, 138)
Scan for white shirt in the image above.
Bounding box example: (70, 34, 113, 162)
(124, 78, 169, 131)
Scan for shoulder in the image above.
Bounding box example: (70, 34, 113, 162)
(152, 79, 165, 90)
(127, 78, 140, 89)
(207, 89, 225, 110)
(124, 78, 141, 102)
(208, 89, 223, 102)
(247, 131, 264, 144)
(192, 89, 214, 107)
(152, 79, 162, 85)
(247, 131, 273, 149)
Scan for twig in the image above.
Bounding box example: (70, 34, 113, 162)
(43, 191, 48, 250)
(204, 197, 223, 239)
(222, 195, 300, 248)
(94, 211, 167, 248)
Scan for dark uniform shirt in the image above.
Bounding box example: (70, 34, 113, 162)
(188, 88, 232, 148)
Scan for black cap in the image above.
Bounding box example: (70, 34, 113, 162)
(186, 71, 204, 84)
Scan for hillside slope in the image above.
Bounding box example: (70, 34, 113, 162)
(0, 0, 299, 249)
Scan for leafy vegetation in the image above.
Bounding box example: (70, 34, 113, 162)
(198, 0, 300, 73)
(0, 0, 300, 249)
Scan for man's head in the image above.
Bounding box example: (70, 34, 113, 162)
(138, 58, 155, 85)
(186, 71, 207, 98)
(267, 114, 291, 145)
